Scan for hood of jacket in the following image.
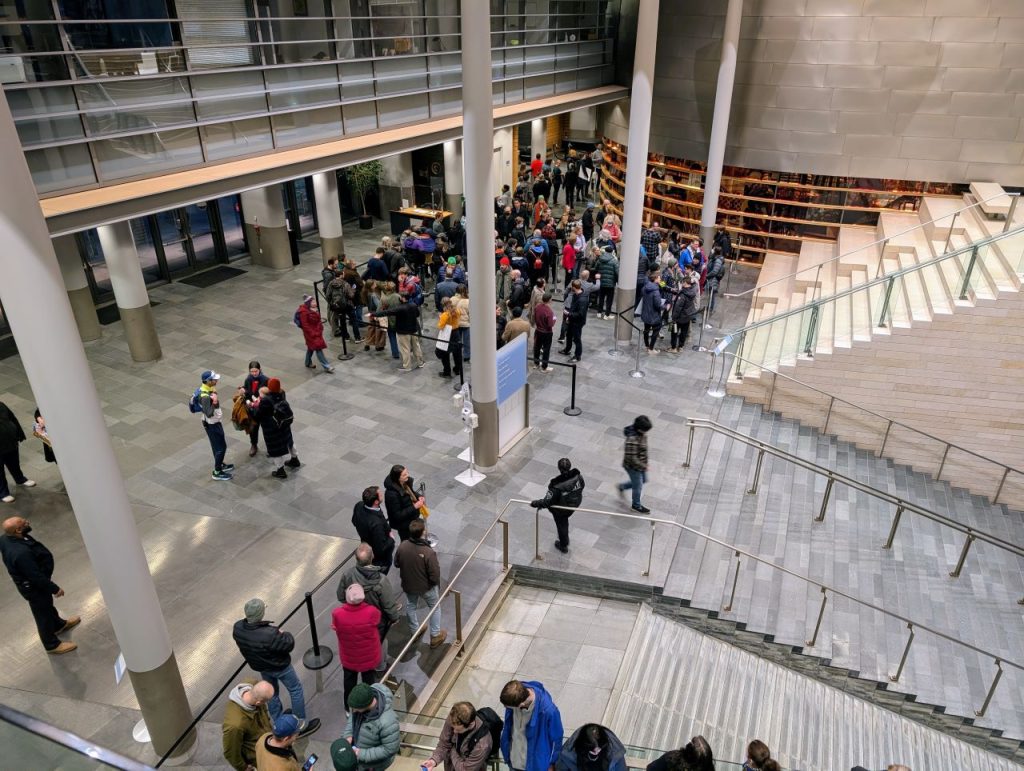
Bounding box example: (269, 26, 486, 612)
(623, 425, 638, 438)
(229, 683, 256, 712)
(558, 725, 627, 771)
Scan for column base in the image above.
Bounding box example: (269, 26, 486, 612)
(472, 399, 499, 468)
(120, 304, 161, 362)
(127, 652, 195, 758)
(68, 286, 101, 342)
(319, 235, 345, 265)
(244, 224, 293, 270)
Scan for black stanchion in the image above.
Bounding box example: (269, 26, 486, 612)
(563, 363, 582, 416)
(301, 592, 333, 670)
(692, 285, 715, 352)
(337, 333, 354, 361)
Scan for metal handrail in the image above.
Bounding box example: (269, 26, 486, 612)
(681, 418, 1024, 570)
(509, 498, 1022, 716)
(724, 190, 1016, 300)
(719, 351, 1024, 505)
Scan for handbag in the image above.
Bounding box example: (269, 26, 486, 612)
(436, 324, 452, 352)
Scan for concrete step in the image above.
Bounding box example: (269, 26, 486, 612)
(833, 274, 852, 349)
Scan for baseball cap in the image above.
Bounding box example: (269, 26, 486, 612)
(272, 714, 300, 738)
(201, 370, 221, 383)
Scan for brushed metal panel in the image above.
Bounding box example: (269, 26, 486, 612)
(931, 17, 999, 44)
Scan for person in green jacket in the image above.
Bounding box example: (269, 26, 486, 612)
(222, 680, 274, 771)
(345, 683, 401, 771)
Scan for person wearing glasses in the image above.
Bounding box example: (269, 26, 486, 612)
(499, 680, 563, 771)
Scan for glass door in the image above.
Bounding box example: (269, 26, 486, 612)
(183, 203, 219, 268)
(152, 211, 192, 277)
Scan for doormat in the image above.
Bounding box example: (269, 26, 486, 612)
(298, 240, 321, 254)
(97, 300, 161, 326)
(179, 265, 247, 288)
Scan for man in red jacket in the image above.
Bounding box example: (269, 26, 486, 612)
(332, 583, 382, 708)
(532, 292, 556, 372)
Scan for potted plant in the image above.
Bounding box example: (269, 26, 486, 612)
(345, 160, 383, 229)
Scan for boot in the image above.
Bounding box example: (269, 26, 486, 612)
(272, 467, 287, 479)
(285, 457, 301, 468)
(47, 642, 77, 655)
(58, 616, 81, 633)
(429, 630, 448, 649)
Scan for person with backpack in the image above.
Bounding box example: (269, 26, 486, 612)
(192, 370, 233, 482)
(530, 457, 585, 554)
(295, 295, 335, 373)
(424, 701, 499, 771)
(327, 271, 354, 339)
(251, 378, 300, 479)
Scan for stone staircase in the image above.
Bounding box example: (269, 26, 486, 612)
(726, 182, 1024, 508)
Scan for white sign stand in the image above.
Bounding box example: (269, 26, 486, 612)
(454, 385, 485, 487)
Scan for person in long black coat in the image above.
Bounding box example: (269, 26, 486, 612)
(0, 402, 35, 503)
(251, 378, 300, 479)
(383, 464, 424, 541)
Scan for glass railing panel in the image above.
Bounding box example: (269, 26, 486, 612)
(959, 241, 990, 300)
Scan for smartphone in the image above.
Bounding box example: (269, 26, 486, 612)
(302, 754, 319, 770)
(418, 481, 426, 497)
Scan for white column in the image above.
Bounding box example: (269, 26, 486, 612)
(700, 0, 743, 247)
(53, 234, 100, 342)
(443, 139, 464, 216)
(312, 171, 345, 265)
(531, 118, 546, 160)
(462, 0, 499, 467)
(614, 0, 660, 343)
(97, 221, 162, 361)
(0, 85, 193, 758)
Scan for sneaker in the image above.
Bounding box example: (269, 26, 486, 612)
(648, 348, 659, 355)
(285, 457, 301, 469)
(438, 371, 452, 378)
(323, 366, 335, 373)
(416, 362, 426, 368)
(571, 357, 581, 363)
(58, 616, 81, 633)
(305, 363, 317, 369)
(46, 641, 77, 655)
(1, 495, 13, 504)
(220, 463, 235, 472)
(542, 367, 554, 373)
(397, 367, 412, 372)
(271, 468, 287, 479)
(429, 630, 448, 649)
(632, 504, 651, 514)
(212, 470, 232, 481)
(297, 718, 322, 739)
(19, 480, 36, 488)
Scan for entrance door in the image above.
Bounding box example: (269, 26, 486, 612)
(492, 146, 504, 197)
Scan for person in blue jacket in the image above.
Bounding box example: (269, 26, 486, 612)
(499, 680, 563, 771)
(555, 724, 627, 771)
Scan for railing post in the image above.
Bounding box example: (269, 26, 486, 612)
(643, 522, 656, 577)
(878, 419, 893, 457)
(877, 276, 895, 328)
(806, 587, 828, 647)
(563, 364, 582, 416)
(822, 395, 835, 434)
(723, 551, 741, 612)
(959, 244, 979, 300)
(499, 519, 509, 572)
(682, 424, 695, 468)
(734, 331, 747, 381)
(883, 505, 904, 549)
(747, 447, 766, 495)
(816, 476, 835, 522)
(942, 210, 958, 255)
(301, 592, 333, 670)
(766, 371, 779, 412)
(874, 239, 888, 278)
(534, 504, 542, 562)
(803, 304, 819, 357)
(949, 531, 975, 578)
(935, 444, 950, 480)
(452, 589, 464, 654)
(1003, 194, 1019, 233)
(993, 467, 1010, 505)
(975, 659, 1003, 717)
(888, 623, 915, 682)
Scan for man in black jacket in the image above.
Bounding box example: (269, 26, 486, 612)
(530, 459, 585, 554)
(232, 598, 320, 736)
(0, 517, 79, 653)
(0, 402, 36, 504)
(373, 292, 424, 372)
(352, 486, 394, 573)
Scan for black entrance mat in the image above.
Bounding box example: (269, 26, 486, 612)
(179, 265, 247, 288)
(298, 239, 321, 254)
(97, 300, 161, 326)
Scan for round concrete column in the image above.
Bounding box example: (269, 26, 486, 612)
(96, 222, 161, 362)
(443, 140, 464, 217)
(240, 185, 292, 269)
(312, 171, 345, 265)
(531, 118, 546, 162)
(53, 234, 101, 342)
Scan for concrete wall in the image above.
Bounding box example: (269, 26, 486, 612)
(603, 0, 1024, 186)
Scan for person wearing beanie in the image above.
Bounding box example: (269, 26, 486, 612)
(344, 683, 401, 771)
(294, 294, 335, 373)
(394, 519, 447, 649)
(255, 714, 307, 771)
(232, 599, 321, 738)
(331, 736, 360, 771)
(250, 380, 301, 479)
(617, 415, 653, 514)
(530, 458, 585, 554)
(196, 370, 233, 482)
(495, 258, 514, 318)
(331, 583, 382, 707)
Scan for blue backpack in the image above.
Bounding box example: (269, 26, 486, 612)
(187, 387, 204, 414)
(409, 282, 425, 307)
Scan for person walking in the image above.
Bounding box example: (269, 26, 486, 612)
(0, 516, 79, 654)
(343, 683, 401, 771)
(232, 598, 320, 735)
(0, 402, 36, 503)
(337, 543, 402, 678)
(394, 519, 447, 649)
(294, 294, 335, 373)
(222, 680, 274, 771)
(499, 680, 563, 771)
(351, 487, 395, 574)
(331, 583, 382, 707)
(197, 370, 234, 482)
(617, 416, 652, 514)
(530, 458, 585, 554)
(251, 379, 300, 479)
(532, 292, 556, 372)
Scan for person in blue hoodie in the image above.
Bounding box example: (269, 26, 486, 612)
(499, 679, 563, 771)
(555, 724, 627, 771)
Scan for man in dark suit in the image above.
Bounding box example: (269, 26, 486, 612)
(0, 517, 79, 654)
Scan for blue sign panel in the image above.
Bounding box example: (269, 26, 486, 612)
(496, 333, 528, 405)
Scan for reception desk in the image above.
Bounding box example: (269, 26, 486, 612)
(390, 207, 451, 234)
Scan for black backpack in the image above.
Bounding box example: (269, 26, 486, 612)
(463, 707, 503, 758)
(271, 398, 294, 429)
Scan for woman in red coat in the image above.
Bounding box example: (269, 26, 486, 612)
(332, 583, 382, 706)
(294, 294, 334, 372)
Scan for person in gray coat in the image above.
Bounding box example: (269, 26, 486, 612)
(338, 543, 402, 674)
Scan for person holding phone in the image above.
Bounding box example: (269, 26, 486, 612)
(383, 465, 425, 541)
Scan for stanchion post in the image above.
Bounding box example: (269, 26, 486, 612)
(337, 331, 354, 362)
(301, 592, 333, 670)
(563, 363, 582, 416)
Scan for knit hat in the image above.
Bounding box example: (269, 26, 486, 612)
(587, 202, 595, 209)
(345, 583, 365, 605)
(331, 738, 359, 771)
(267, 378, 282, 394)
(499, 257, 511, 268)
(348, 683, 375, 710)
(447, 256, 457, 265)
(244, 598, 266, 622)
(272, 714, 300, 738)
(303, 294, 314, 305)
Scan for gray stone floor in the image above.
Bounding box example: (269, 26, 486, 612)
(1, 218, 1021, 767)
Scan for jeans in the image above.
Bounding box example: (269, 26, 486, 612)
(387, 329, 399, 359)
(405, 586, 441, 637)
(599, 286, 615, 315)
(619, 467, 647, 508)
(0, 449, 28, 498)
(534, 331, 552, 367)
(260, 663, 306, 722)
(202, 422, 227, 472)
(305, 347, 331, 370)
(460, 326, 471, 360)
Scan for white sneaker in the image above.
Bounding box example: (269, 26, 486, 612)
(1, 496, 14, 503)
(20, 480, 36, 487)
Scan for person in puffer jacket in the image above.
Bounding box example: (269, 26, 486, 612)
(530, 458, 585, 554)
(332, 583, 382, 708)
(617, 415, 652, 514)
(345, 682, 401, 771)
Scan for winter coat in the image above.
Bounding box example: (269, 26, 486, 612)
(344, 683, 401, 771)
(332, 601, 382, 671)
(531, 469, 585, 514)
(640, 280, 666, 325)
(502, 317, 531, 344)
(242, 372, 269, 399)
(429, 715, 493, 771)
(671, 284, 699, 325)
(534, 302, 556, 334)
(254, 735, 301, 771)
(253, 392, 293, 458)
(383, 475, 421, 541)
(500, 680, 564, 771)
(706, 253, 726, 288)
(561, 243, 576, 272)
(376, 302, 420, 335)
(0, 533, 57, 595)
(623, 426, 648, 472)
(364, 257, 390, 282)
(394, 537, 441, 596)
(508, 280, 530, 311)
(337, 564, 402, 625)
(232, 619, 295, 672)
(495, 269, 514, 303)
(0, 403, 27, 455)
(555, 725, 628, 771)
(595, 252, 618, 288)
(222, 683, 273, 771)
(296, 303, 327, 350)
(351, 502, 395, 571)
